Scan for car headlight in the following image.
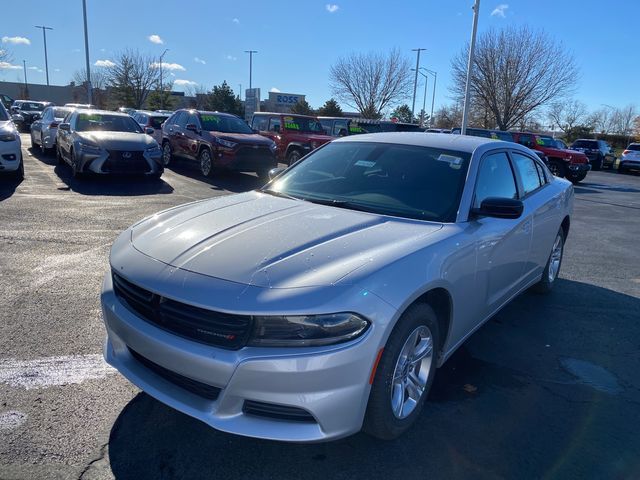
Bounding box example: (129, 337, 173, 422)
(145, 145, 161, 155)
(269, 142, 277, 151)
(216, 137, 237, 149)
(0, 132, 17, 142)
(78, 141, 102, 155)
(248, 312, 370, 347)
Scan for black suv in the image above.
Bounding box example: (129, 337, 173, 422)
(10, 100, 49, 132)
(570, 139, 616, 170)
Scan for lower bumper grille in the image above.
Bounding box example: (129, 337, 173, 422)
(243, 400, 316, 423)
(103, 150, 150, 173)
(128, 347, 221, 401)
(232, 147, 276, 171)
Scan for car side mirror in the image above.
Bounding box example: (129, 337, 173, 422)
(58, 123, 71, 132)
(472, 197, 523, 220)
(268, 167, 286, 181)
(185, 123, 200, 133)
(145, 127, 154, 135)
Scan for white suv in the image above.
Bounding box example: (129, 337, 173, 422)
(0, 103, 23, 179)
(619, 143, 640, 174)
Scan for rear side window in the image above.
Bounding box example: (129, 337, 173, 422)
(474, 152, 518, 208)
(572, 140, 597, 149)
(268, 117, 281, 132)
(627, 144, 640, 152)
(511, 152, 542, 195)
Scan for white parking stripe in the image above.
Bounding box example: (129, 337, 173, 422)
(0, 355, 115, 390)
(0, 411, 27, 430)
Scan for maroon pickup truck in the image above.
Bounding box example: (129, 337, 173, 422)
(512, 132, 590, 183)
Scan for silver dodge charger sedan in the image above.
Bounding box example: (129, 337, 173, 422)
(101, 133, 573, 442)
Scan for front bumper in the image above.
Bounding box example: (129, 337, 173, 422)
(619, 160, 640, 171)
(78, 148, 163, 175)
(567, 163, 591, 173)
(215, 147, 278, 173)
(101, 268, 395, 442)
(0, 137, 22, 173)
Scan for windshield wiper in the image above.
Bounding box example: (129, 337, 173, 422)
(260, 189, 302, 201)
(304, 197, 379, 214)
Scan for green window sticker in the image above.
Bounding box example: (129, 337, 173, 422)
(536, 137, 545, 145)
(201, 115, 220, 123)
(284, 122, 300, 130)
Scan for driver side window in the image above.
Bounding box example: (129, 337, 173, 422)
(474, 152, 518, 208)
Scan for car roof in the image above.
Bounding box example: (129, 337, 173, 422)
(73, 109, 130, 117)
(334, 132, 516, 153)
(253, 112, 317, 119)
(176, 109, 238, 118)
(134, 110, 169, 116)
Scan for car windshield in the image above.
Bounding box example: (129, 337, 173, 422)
(20, 102, 45, 112)
(282, 116, 325, 133)
(0, 104, 8, 121)
(75, 113, 143, 133)
(536, 136, 557, 147)
(200, 114, 253, 134)
(54, 108, 72, 120)
(263, 142, 471, 222)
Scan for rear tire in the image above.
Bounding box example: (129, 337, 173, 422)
(364, 303, 439, 440)
(592, 155, 603, 171)
(286, 149, 302, 166)
(549, 160, 565, 178)
(40, 134, 50, 155)
(533, 228, 565, 294)
(161, 141, 173, 166)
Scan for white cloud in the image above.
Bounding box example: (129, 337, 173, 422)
(0, 61, 21, 70)
(491, 4, 509, 17)
(148, 34, 164, 45)
(225, 55, 237, 61)
(232, 18, 240, 24)
(326, 4, 339, 13)
(72, 48, 81, 53)
(28, 66, 43, 72)
(2, 36, 31, 45)
(94, 59, 115, 68)
(194, 57, 206, 65)
(54, 68, 61, 72)
(151, 62, 185, 71)
(269, 87, 281, 93)
(174, 79, 197, 86)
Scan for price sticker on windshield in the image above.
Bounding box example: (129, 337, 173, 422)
(201, 115, 219, 123)
(284, 122, 299, 130)
(437, 154, 463, 169)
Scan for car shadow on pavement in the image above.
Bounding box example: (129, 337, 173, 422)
(52, 165, 174, 196)
(0, 176, 22, 201)
(27, 146, 58, 166)
(167, 160, 267, 193)
(106, 279, 640, 480)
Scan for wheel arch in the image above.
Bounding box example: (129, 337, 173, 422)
(561, 215, 570, 240)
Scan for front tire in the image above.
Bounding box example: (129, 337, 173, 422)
(13, 156, 24, 180)
(549, 160, 565, 178)
(364, 303, 439, 440)
(286, 149, 302, 166)
(533, 228, 565, 294)
(199, 148, 214, 178)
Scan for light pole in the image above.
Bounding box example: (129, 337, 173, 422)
(238, 84, 242, 100)
(461, 0, 480, 135)
(159, 48, 169, 109)
(411, 68, 429, 127)
(244, 50, 257, 90)
(421, 68, 438, 127)
(35, 25, 53, 96)
(411, 48, 426, 119)
(82, 0, 92, 105)
(22, 60, 29, 99)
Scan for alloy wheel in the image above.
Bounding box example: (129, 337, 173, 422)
(548, 233, 563, 282)
(200, 150, 212, 177)
(162, 143, 172, 166)
(390, 325, 434, 419)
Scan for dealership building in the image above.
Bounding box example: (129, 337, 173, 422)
(244, 89, 307, 119)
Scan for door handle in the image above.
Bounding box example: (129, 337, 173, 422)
(522, 219, 532, 233)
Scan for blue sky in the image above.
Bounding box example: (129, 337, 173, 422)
(1, 0, 638, 114)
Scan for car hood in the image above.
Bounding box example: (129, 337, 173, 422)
(207, 132, 274, 146)
(0, 120, 16, 133)
(129, 191, 443, 288)
(78, 131, 156, 149)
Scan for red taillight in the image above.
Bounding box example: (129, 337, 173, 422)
(622, 150, 630, 155)
(50, 122, 59, 128)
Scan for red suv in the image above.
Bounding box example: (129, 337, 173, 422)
(251, 113, 333, 165)
(161, 109, 277, 178)
(512, 132, 590, 183)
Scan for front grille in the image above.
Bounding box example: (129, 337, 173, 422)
(233, 146, 275, 170)
(243, 400, 316, 423)
(102, 150, 150, 173)
(112, 272, 252, 349)
(128, 348, 221, 400)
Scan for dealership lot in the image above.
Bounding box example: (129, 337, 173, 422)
(1, 134, 640, 479)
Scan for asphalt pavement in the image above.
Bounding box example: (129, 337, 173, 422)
(1, 134, 639, 480)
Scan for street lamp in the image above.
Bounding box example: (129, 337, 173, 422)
(461, 0, 480, 135)
(22, 60, 29, 99)
(411, 68, 429, 127)
(82, 0, 92, 105)
(34, 25, 53, 96)
(411, 48, 426, 119)
(421, 68, 438, 127)
(159, 48, 169, 109)
(244, 50, 257, 90)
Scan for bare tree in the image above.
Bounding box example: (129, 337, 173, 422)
(72, 68, 109, 107)
(548, 99, 588, 134)
(588, 108, 614, 135)
(0, 47, 11, 64)
(105, 50, 160, 109)
(451, 26, 578, 130)
(329, 48, 413, 118)
(611, 104, 638, 137)
(432, 103, 463, 129)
